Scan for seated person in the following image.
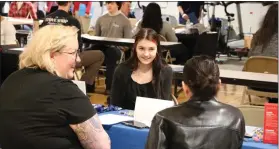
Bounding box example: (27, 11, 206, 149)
(73, 1, 92, 34)
(248, 4, 278, 103)
(146, 55, 245, 149)
(110, 28, 173, 110)
(177, 1, 204, 25)
(8, 1, 37, 19)
(95, 1, 132, 95)
(133, 3, 177, 42)
(8, 1, 37, 30)
(0, 25, 110, 149)
(249, 4, 278, 58)
(0, 15, 17, 45)
(41, 1, 104, 93)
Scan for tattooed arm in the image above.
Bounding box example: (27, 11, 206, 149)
(70, 114, 111, 149)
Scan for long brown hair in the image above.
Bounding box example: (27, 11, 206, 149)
(251, 4, 278, 51)
(141, 3, 163, 34)
(124, 28, 167, 99)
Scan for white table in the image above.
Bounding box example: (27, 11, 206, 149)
(170, 64, 278, 96)
(5, 17, 43, 25)
(81, 34, 182, 48)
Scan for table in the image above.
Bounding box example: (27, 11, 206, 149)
(170, 64, 278, 96)
(81, 34, 183, 48)
(100, 111, 278, 149)
(5, 17, 43, 25)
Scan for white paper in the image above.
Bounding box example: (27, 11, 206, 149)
(245, 126, 260, 137)
(99, 114, 134, 125)
(169, 64, 184, 72)
(72, 80, 86, 95)
(134, 97, 174, 127)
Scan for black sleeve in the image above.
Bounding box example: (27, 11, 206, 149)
(145, 114, 167, 149)
(39, 17, 48, 28)
(199, 1, 205, 6)
(55, 80, 96, 124)
(177, 2, 183, 7)
(239, 111, 246, 149)
(110, 64, 127, 107)
(161, 66, 173, 100)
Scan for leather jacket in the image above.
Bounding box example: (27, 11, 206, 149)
(145, 97, 245, 149)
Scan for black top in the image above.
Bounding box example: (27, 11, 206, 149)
(177, 1, 204, 19)
(110, 63, 173, 110)
(0, 68, 95, 149)
(40, 10, 82, 49)
(146, 97, 245, 149)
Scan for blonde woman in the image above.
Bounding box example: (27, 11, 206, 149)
(0, 25, 110, 149)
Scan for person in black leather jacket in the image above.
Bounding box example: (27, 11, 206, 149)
(145, 55, 245, 149)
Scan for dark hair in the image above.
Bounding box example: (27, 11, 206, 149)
(106, 1, 122, 10)
(124, 28, 167, 99)
(0, 2, 5, 16)
(183, 55, 220, 99)
(251, 4, 278, 51)
(141, 3, 163, 34)
(57, 1, 69, 6)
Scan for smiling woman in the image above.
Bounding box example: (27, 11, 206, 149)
(110, 28, 173, 110)
(0, 25, 110, 149)
(19, 25, 80, 78)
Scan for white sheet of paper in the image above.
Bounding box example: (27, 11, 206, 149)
(134, 97, 174, 127)
(72, 80, 86, 95)
(245, 126, 260, 137)
(169, 64, 184, 72)
(99, 114, 134, 125)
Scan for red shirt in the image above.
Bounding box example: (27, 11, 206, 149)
(8, 2, 37, 19)
(73, 2, 92, 15)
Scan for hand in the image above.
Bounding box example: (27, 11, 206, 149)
(85, 13, 91, 18)
(182, 14, 189, 21)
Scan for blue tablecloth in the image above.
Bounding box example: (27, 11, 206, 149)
(100, 111, 278, 149)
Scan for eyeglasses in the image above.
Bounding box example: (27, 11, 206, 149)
(60, 49, 80, 60)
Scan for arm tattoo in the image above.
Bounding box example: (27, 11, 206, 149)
(70, 114, 111, 149)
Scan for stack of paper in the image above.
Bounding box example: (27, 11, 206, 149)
(99, 114, 134, 125)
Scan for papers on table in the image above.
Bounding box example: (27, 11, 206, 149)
(72, 80, 86, 95)
(245, 126, 261, 137)
(134, 97, 174, 127)
(99, 114, 134, 125)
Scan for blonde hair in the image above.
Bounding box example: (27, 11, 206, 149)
(19, 25, 78, 74)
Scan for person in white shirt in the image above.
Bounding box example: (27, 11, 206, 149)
(0, 15, 17, 45)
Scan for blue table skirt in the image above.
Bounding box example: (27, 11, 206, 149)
(100, 111, 278, 149)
